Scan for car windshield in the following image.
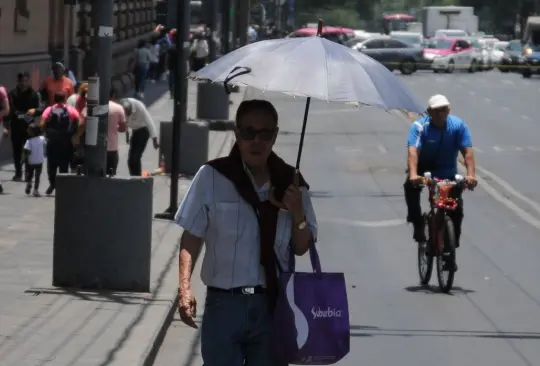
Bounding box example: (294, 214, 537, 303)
(424, 39, 452, 49)
(508, 41, 522, 51)
(391, 34, 421, 45)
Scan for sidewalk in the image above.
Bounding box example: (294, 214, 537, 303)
(0, 80, 244, 366)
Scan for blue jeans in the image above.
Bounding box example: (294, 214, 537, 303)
(134, 63, 149, 93)
(201, 291, 287, 366)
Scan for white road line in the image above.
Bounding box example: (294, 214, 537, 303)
(502, 79, 513, 85)
(473, 147, 484, 153)
(521, 115, 531, 120)
(493, 146, 502, 152)
(483, 97, 491, 103)
(468, 90, 476, 96)
(501, 106, 510, 111)
(376, 144, 387, 154)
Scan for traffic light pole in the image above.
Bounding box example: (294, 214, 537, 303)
(155, 0, 190, 220)
(85, 0, 113, 176)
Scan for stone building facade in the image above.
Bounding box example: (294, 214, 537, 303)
(0, 0, 156, 94)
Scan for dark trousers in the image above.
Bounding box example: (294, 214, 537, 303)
(201, 291, 286, 366)
(191, 57, 206, 72)
(47, 143, 72, 188)
(168, 70, 176, 96)
(26, 163, 43, 190)
(128, 127, 149, 176)
(11, 125, 28, 177)
(403, 176, 464, 243)
(107, 150, 119, 176)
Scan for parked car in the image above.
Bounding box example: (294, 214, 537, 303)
(354, 37, 423, 75)
(390, 31, 424, 48)
(423, 38, 478, 73)
(521, 17, 540, 78)
(491, 41, 507, 68)
(499, 39, 523, 72)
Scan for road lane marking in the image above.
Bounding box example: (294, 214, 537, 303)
(468, 90, 476, 96)
(376, 144, 387, 154)
(520, 115, 531, 120)
(493, 146, 502, 152)
(483, 97, 491, 103)
(501, 106, 510, 112)
(472, 147, 484, 153)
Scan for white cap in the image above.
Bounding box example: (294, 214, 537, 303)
(427, 94, 450, 109)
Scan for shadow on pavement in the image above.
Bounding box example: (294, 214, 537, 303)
(404, 284, 476, 295)
(350, 324, 540, 339)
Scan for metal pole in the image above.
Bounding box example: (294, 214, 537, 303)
(155, 0, 190, 220)
(207, 0, 217, 61)
(238, 0, 249, 46)
(85, 0, 113, 177)
(221, 0, 230, 54)
(167, 0, 177, 29)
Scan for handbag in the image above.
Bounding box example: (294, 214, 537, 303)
(272, 241, 350, 365)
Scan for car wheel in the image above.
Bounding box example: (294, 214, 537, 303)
(400, 59, 416, 75)
(445, 60, 455, 73)
(522, 70, 532, 78)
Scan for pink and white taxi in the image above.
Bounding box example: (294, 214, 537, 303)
(423, 38, 479, 73)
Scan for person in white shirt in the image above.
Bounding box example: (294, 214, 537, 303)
(24, 124, 46, 197)
(190, 32, 209, 72)
(119, 98, 159, 176)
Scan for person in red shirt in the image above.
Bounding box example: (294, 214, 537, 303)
(40, 92, 83, 195)
(40, 63, 75, 106)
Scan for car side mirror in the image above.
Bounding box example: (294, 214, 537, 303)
(454, 47, 462, 52)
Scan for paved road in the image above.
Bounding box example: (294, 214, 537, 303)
(153, 71, 540, 366)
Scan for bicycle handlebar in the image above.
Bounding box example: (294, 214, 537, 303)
(422, 172, 473, 190)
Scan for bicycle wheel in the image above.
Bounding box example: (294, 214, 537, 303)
(417, 213, 433, 285)
(436, 215, 456, 293)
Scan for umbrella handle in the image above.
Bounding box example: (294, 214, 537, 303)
(223, 66, 251, 94)
(269, 186, 288, 211)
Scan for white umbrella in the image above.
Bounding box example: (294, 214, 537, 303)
(192, 20, 424, 168)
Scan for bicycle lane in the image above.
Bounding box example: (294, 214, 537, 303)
(259, 90, 540, 366)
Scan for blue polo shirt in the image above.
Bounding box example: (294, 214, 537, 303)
(407, 114, 472, 178)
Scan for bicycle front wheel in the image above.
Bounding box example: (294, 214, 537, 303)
(436, 215, 456, 293)
(417, 213, 433, 285)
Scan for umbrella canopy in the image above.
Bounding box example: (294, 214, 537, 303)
(192, 36, 424, 113)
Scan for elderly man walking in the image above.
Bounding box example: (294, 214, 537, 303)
(174, 99, 318, 366)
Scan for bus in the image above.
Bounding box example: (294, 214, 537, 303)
(382, 13, 415, 34)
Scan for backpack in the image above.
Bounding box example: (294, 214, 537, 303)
(46, 106, 75, 142)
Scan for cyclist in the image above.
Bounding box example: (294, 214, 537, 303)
(404, 94, 477, 252)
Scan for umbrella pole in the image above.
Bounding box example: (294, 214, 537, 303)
(295, 97, 311, 169)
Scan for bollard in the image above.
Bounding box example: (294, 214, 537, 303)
(52, 174, 153, 292)
(196, 82, 230, 121)
(159, 120, 210, 176)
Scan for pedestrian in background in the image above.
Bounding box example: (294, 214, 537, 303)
(119, 97, 159, 176)
(132, 40, 152, 99)
(67, 82, 88, 172)
(84, 88, 127, 176)
(148, 38, 160, 82)
(40, 92, 83, 195)
(6, 72, 40, 181)
(190, 31, 209, 72)
(0, 83, 10, 193)
(40, 62, 74, 106)
(24, 123, 46, 197)
(165, 31, 178, 98)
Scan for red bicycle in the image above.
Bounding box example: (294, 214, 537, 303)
(417, 172, 472, 293)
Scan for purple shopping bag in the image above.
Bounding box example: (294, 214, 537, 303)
(272, 243, 350, 365)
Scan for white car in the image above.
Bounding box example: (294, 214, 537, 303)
(463, 37, 489, 70)
(492, 41, 508, 66)
(424, 38, 478, 73)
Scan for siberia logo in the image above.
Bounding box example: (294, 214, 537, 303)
(311, 306, 342, 319)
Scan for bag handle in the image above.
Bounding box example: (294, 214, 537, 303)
(287, 237, 322, 274)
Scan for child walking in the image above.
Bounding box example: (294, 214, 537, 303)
(24, 124, 46, 197)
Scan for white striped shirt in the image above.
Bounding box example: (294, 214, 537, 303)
(175, 164, 318, 289)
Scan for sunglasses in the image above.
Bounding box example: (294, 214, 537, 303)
(237, 127, 276, 141)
